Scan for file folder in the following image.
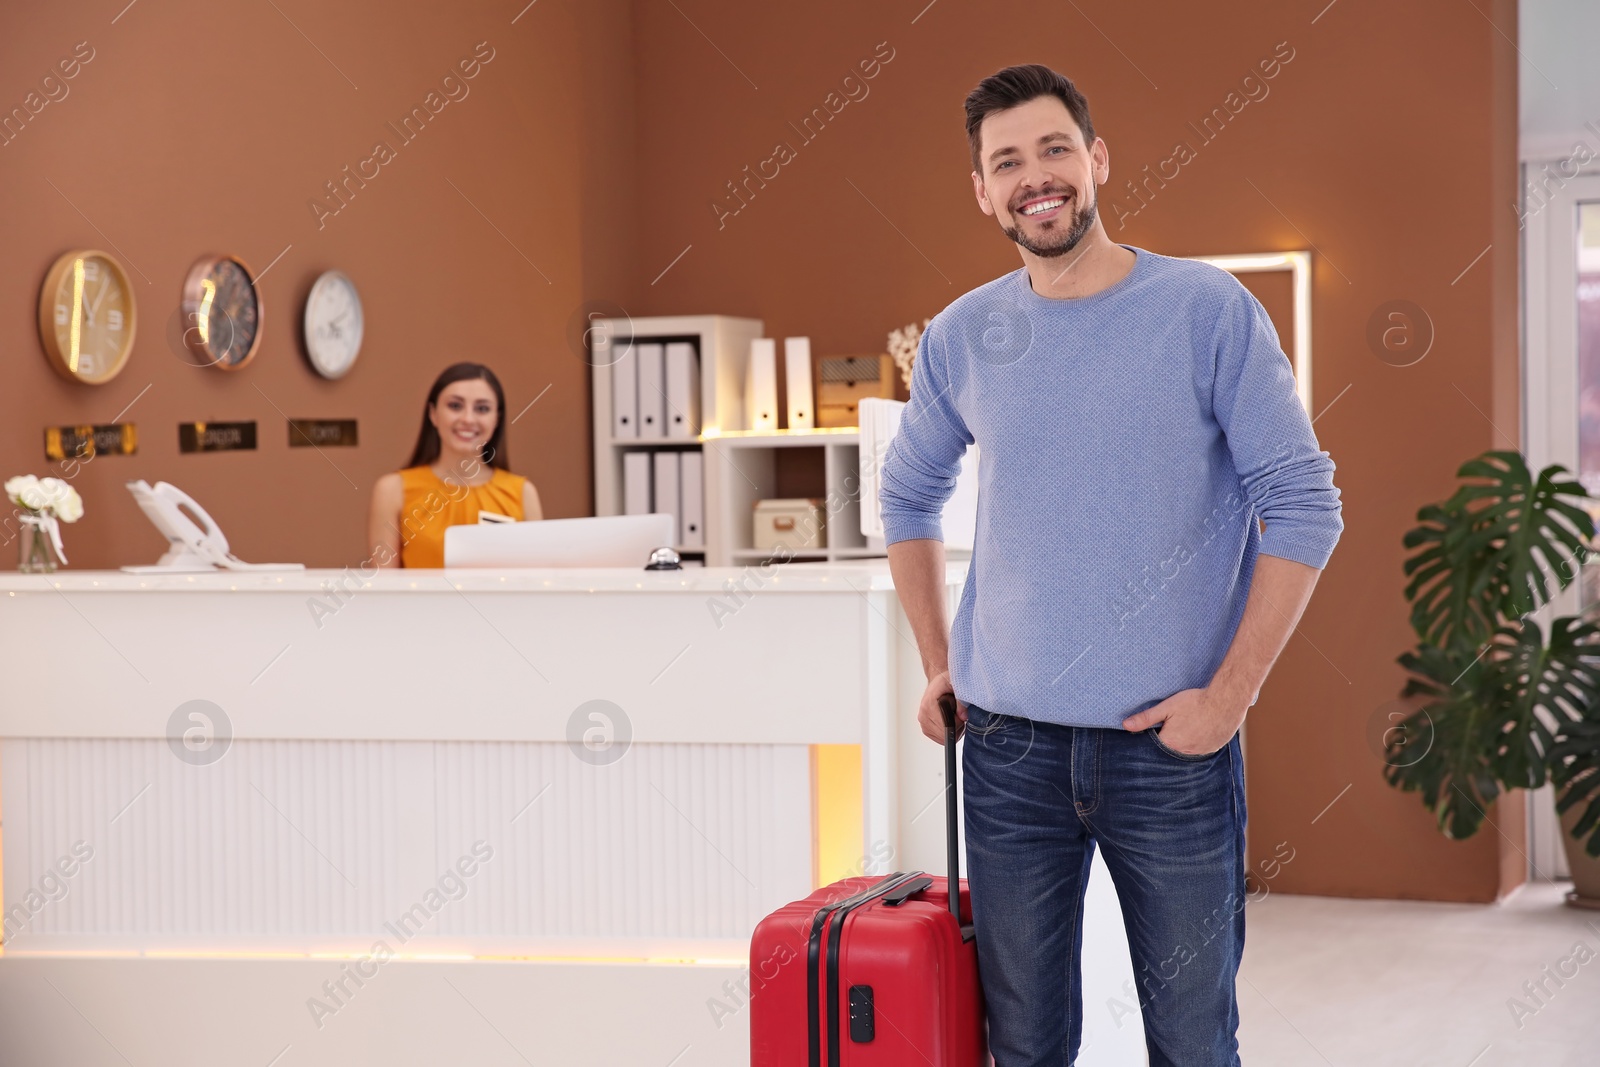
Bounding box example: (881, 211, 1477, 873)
(747, 338, 778, 433)
(680, 450, 705, 549)
(623, 450, 652, 515)
(784, 336, 814, 431)
(637, 342, 666, 438)
(652, 450, 681, 545)
(611, 344, 638, 438)
(664, 341, 701, 439)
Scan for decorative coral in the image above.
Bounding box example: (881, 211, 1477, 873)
(887, 318, 932, 391)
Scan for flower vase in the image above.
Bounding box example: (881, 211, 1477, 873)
(19, 516, 62, 574)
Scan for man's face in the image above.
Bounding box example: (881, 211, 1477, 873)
(971, 96, 1107, 259)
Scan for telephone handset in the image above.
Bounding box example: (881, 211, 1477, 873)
(122, 480, 304, 573)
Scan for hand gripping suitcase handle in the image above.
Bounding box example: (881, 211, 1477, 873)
(937, 693, 963, 929)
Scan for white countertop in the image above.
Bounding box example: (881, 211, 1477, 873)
(0, 556, 963, 749)
(0, 560, 968, 595)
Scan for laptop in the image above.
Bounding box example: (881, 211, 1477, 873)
(442, 513, 676, 568)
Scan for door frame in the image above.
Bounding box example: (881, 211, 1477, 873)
(1522, 166, 1600, 880)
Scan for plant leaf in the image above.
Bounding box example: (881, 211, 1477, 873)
(1552, 717, 1600, 857)
(1479, 614, 1600, 789)
(1388, 614, 1600, 838)
(1387, 642, 1500, 839)
(1401, 451, 1594, 646)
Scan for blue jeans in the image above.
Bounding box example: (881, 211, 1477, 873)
(961, 704, 1247, 1066)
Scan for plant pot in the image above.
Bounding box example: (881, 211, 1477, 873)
(1559, 776, 1600, 909)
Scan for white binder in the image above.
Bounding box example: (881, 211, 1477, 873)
(664, 342, 701, 439)
(623, 451, 652, 515)
(784, 336, 814, 431)
(652, 450, 681, 545)
(611, 344, 638, 438)
(680, 450, 705, 548)
(636, 342, 666, 438)
(747, 338, 778, 433)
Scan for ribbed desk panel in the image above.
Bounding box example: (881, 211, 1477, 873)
(0, 738, 812, 950)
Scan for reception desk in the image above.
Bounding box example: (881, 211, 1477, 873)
(0, 561, 1144, 1066)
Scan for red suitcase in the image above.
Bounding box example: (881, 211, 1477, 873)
(750, 696, 987, 1065)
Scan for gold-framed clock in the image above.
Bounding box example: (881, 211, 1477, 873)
(180, 253, 263, 371)
(38, 249, 137, 385)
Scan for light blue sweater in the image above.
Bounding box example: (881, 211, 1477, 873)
(880, 245, 1344, 728)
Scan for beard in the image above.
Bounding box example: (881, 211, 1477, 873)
(1001, 186, 1098, 258)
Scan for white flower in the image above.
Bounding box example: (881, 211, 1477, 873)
(6, 474, 83, 520)
(52, 484, 84, 523)
(6, 474, 48, 511)
(6, 474, 38, 504)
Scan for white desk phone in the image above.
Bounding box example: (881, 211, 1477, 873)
(121, 480, 304, 573)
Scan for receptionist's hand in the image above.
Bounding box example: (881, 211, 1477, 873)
(919, 671, 966, 745)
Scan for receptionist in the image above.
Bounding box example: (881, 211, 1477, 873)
(369, 363, 544, 567)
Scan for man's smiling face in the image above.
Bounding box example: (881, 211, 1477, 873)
(971, 95, 1108, 259)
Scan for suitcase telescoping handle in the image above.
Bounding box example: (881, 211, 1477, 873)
(937, 692, 962, 928)
(805, 695, 973, 1067)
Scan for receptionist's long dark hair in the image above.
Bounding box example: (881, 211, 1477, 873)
(406, 362, 510, 470)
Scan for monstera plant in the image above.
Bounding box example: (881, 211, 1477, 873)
(1389, 451, 1600, 884)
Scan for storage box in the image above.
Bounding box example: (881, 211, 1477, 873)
(816, 355, 897, 428)
(753, 498, 827, 551)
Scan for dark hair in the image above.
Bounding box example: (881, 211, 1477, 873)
(406, 362, 510, 470)
(964, 64, 1096, 175)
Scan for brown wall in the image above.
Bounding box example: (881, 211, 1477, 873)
(0, 0, 633, 569)
(625, 0, 1524, 902)
(0, 0, 1526, 900)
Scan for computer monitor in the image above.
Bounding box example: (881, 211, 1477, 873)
(442, 514, 676, 569)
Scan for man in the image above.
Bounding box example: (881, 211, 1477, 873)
(880, 64, 1343, 1066)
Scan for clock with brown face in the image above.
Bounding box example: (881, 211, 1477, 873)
(181, 254, 262, 370)
(38, 249, 137, 385)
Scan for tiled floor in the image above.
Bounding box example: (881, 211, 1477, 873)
(1236, 881, 1600, 1066)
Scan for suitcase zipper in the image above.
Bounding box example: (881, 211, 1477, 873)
(806, 871, 924, 1067)
(822, 871, 927, 1065)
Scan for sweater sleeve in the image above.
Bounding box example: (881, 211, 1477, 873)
(1211, 282, 1344, 569)
(880, 321, 973, 546)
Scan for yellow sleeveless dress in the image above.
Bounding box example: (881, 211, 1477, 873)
(398, 465, 527, 568)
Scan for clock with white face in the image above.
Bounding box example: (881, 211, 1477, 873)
(303, 270, 363, 379)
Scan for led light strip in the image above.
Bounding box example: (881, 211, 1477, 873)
(1190, 251, 1314, 414)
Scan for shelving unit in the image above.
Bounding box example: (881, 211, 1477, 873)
(590, 314, 764, 559)
(703, 429, 885, 568)
(589, 315, 885, 567)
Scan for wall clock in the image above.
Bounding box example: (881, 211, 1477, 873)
(38, 249, 137, 385)
(181, 254, 262, 371)
(303, 270, 363, 379)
